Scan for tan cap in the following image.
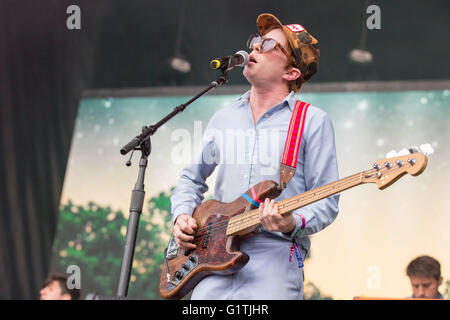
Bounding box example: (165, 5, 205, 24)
(256, 13, 320, 86)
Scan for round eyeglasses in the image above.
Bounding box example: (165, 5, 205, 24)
(247, 34, 293, 63)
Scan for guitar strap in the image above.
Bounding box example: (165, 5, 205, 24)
(240, 100, 309, 208)
(279, 100, 310, 189)
(239, 100, 310, 269)
(281, 100, 310, 269)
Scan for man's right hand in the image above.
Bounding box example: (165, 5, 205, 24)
(173, 214, 198, 250)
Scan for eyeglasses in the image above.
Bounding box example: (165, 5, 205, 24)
(247, 34, 293, 63)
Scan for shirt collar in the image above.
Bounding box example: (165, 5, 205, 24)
(285, 91, 298, 111)
(237, 90, 298, 112)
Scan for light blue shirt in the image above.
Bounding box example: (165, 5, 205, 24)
(171, 90, 340, 254)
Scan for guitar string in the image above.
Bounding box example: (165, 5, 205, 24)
(169, 168, 361, 263)
(190, 173, 362, 242)
(189, 171, 365, 238)
(186, 163, 409, 244)
(167, 162, 416, 265)
(190, 173, 370, 239)
(189, 163, 408, 241)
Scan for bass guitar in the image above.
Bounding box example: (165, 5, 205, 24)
(159, 152, 428, 299)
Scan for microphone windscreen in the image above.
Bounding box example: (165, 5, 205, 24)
(235, 50, 249, 67)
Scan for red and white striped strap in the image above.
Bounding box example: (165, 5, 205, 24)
(281, 100, 309, 168)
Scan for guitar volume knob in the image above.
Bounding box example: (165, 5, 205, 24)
(174, 271, 183, 280)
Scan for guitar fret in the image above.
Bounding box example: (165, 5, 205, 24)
(227, 172, 364, 236)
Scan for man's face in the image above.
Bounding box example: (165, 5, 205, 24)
(409, 275, 442, 299)
(40, 280, 71, 300)
(243, 28, 294, 89)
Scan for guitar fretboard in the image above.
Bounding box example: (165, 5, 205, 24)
(226, 172, 364, 236)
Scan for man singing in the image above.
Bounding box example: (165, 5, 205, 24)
(170, 13, 339, 299)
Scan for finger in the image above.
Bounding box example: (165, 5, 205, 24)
(271, 204, 288, 230)
(262, 198, 271, 215)
(270, 202, 281, 219)
(178, 219, 195, 235)
(268, 201, 284, 231)
(174, 230, 196, 250)
(258, 202, 268, 227)
(258, 202, 264, 215)
(261, 199, 276, 231)
(188, 217, 198, 231)
(259, 200, 268, 218)
(267, 199, 276, 214)
(183, 216, 198, 232)
(179, 240, 197, 250)
(175, 229, 195, 243)
(176, 214, 197, 232)
(264, 199, 277, 219)
(173, 226, 193, 242)
(176, 241, 196, 251)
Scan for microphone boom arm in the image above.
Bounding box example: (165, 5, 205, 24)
(120, 71, 230, 156)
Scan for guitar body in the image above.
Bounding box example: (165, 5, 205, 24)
(158, 180, 281, 300)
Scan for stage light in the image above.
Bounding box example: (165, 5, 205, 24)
(170, 56, 191, 73)
(348, 48, 373, 64)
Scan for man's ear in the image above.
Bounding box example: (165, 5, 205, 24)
(283, 66, 301, 82)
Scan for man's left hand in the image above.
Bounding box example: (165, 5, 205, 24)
(258, 198, 296, 235)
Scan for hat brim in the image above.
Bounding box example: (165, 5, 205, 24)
(256, 13, 284, 36)
(256, 13, 300, 64)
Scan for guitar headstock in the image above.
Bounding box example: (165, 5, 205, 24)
(361, 152, 428, 190)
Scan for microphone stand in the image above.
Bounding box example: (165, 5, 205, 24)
(116, 70, 230, 298)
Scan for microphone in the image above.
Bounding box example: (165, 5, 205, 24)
(210, 50, 249, 70)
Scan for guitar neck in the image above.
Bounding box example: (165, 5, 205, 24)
(226, 172, 364, 236)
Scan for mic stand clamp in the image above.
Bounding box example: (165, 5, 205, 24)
(211, 71, 229, 88)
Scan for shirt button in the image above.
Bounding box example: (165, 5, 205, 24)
(243, 174, 248, 178)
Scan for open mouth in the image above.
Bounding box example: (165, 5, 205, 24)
(249, 56, 257, 64)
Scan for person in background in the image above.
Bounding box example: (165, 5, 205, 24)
(406, 255, 444, 299)
(40, 274, 81, 300)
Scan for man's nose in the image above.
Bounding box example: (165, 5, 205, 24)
(416, 286, 425, 297)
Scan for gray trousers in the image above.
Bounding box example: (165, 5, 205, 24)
(191, 231, 305, 300)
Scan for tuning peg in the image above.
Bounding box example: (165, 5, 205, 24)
(408, 146, 420, 154)
(419, 143, 434, 156)
(386, 148, 409, 158)
(386, 150, 397, 158)
(386, 144, 434, 158)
